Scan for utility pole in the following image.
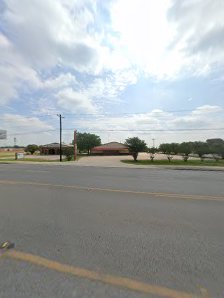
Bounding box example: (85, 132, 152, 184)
(74, 130, 77, 161)
(57, 114, 64, 162)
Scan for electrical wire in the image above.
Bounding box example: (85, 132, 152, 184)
(4, 127, 224, 137)
(1, 107, 223, 121)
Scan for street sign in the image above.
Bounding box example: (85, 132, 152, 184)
(0, 130, 7, 140)
(15, 153, 24, 160)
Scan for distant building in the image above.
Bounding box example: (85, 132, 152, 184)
(40, 143, 73, 155)
(90, 142, 130, 155)
(0, 147, 24, 152)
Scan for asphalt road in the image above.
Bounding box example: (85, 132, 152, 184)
(0, 164, 223, 298)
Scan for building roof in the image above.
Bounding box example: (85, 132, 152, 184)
(41, 143, 72, 148)
(92, 142, 128, 151)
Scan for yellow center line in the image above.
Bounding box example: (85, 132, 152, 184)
(0, 179, 223, 202)
(3, 250, 200, 298)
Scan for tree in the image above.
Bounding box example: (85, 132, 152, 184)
(170, 143, 179, 155)
(25, 144, 39, 155)
(159, 143, 171, 154)
(178, 142, 192, 161)
(206, 138, 224, 160)
(159, 143, 173, 162)
(148, 147, 156, 162)
(73, 132, 101, 155)
(125, 137, 147, 161)
(192, 141, 209, 161)
(206, 138, 224, 146)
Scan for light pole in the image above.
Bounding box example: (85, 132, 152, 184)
(74, 129, 77, 161)
(57, 114, 64, 162)
(152, 138, 155, 148)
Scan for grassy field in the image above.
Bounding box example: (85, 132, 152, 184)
(0, 158, 71, 163)
(19, 158, 61, 162)
(0, 157, 69, 162)
(122, 159, 224, 167)
(0, 151, 16, 158)
(0, 152, 81, 162)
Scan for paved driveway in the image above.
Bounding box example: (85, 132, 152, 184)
(76, 153, 197, 167)
(76, 154, 137, 167)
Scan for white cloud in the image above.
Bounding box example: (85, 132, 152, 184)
(85, 70, 138, 103)
(0, 33, 41, 104)
(72, 105, 224, 144)
(42, 73, 78, 89)
(0, 33, 10, 47)
(1, 105, 223, 146)
(191, 105, 222, 115)
(167, 0, 224, 76)
(1, 114, 53, 131)
(29, 97, 58, 116)
(0, 114, 55, 145)
(2, 0, 101, 72)
(56, 88, 96, 113)
(1, 0, 130, 107)
(109, 0, 181, 79)
(108, 0, 224, 79)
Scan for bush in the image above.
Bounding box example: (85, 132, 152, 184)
(63, 147, 74, 161)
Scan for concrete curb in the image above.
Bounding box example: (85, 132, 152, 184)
(162, 166, 224, 172)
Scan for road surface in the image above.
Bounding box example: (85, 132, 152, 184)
(0, 164, 223, 298)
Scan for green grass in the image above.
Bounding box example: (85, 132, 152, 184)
(22, 158, 62, 162)
(0, 155, 82, 163)
(121, 159, 224, 167)
(0, 152, 16, 158)
(0, 158, 59, 163)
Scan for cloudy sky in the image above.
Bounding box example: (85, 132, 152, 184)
(0, 0, 224, 147)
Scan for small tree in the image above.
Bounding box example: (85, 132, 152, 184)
(25, 144, 39, 155)
(63, 147, 74, 161)
(125, 137, 147, 161)
(179, 142, 192, 161)
(148, 147, 156, 162)
(159, 143, 173, 162)
(167, 154, 173, 162)
(159, 143, 170, 154)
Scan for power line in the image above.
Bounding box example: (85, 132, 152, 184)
(63, 128, 224, 132)
(63, 110, 224, 118)
(62, 108, 224, 115)
(0, 108, 223, 121)
(6, 129, 57, 137)
(5, 127, 224, 137)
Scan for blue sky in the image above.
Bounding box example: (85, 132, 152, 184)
(0, 0, 224, 146)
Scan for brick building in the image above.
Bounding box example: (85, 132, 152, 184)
(90, 142, 130, 155)
(40, 143, 73, 155)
